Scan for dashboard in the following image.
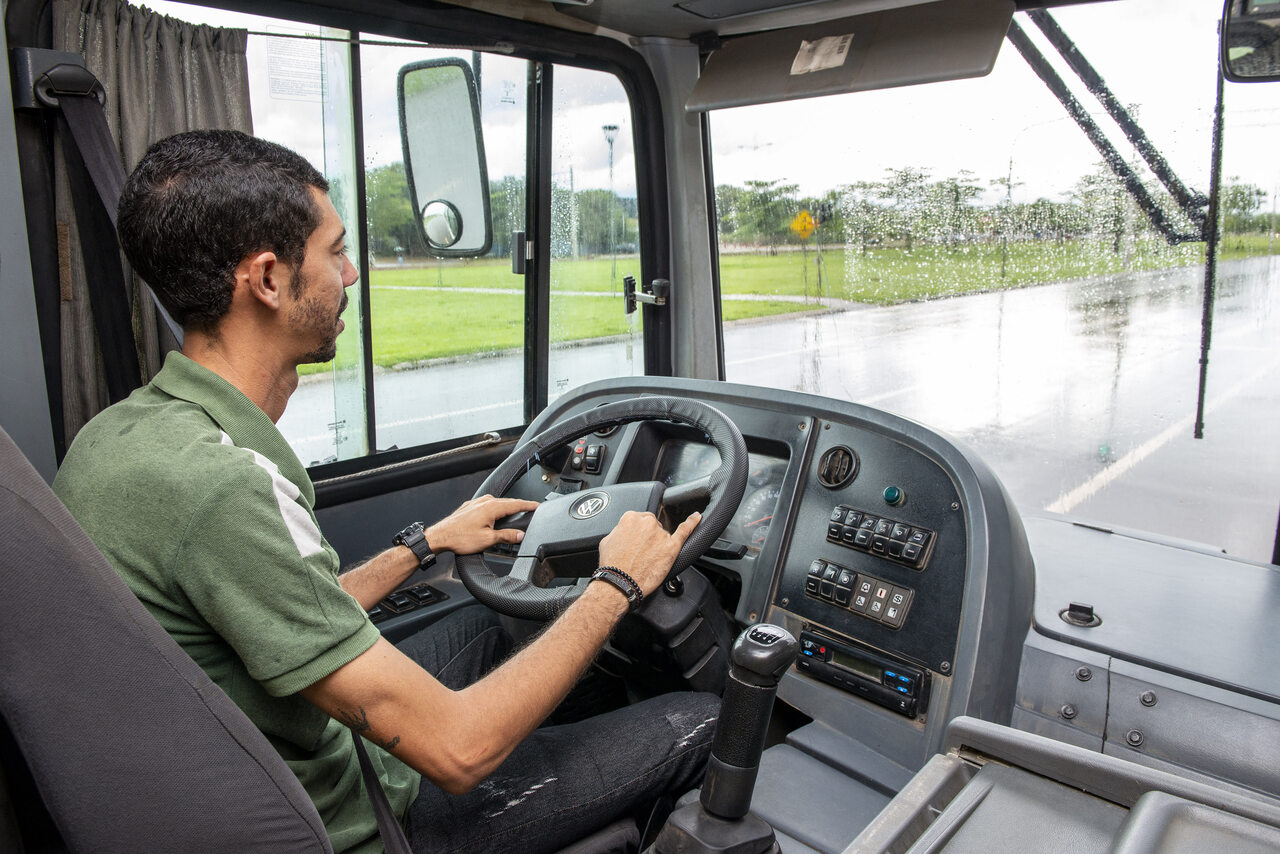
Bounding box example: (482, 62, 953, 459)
(506, 377, 1032, 756)
(480, 377, 1275, 808)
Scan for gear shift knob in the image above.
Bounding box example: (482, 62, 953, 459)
(700, 624, 798, 820)
(730, 624, 800, 680)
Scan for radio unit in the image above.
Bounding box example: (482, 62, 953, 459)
(797, 631, 931, 719)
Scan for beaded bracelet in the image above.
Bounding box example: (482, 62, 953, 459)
(591, 565, 643, 610)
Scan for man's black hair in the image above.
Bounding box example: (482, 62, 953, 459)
(117, 130, 330, 334)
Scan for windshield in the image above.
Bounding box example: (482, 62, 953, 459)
(709, 0, 1280, 562)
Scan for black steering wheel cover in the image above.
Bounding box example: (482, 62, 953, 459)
(456, 396, 748, 621)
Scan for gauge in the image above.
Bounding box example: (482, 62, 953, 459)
(748, 462, 773, 488)
(737, 484, 782, 547)
(657, 441, 719, 487)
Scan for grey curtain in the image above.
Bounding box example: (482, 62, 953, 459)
(52, 0, 252, 445)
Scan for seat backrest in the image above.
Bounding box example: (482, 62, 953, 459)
(0, 428, 332, 852)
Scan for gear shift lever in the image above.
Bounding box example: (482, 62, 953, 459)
(652, 624, 798, 854)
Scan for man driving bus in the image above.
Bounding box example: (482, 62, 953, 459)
(52, 129, 718, 854)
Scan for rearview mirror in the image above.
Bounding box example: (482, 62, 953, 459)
(1222, 0, 1280, 82)
(397, 59, 492, 256)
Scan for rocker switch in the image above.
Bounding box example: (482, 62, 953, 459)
(583, 444, 605, 474)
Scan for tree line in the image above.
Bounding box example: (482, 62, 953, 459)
(715, 166, 1271, 254)
(362, 160, 1271, 261)
(364, 164, 634, 261)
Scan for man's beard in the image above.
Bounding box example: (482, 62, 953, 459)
(290, 270, 348, 364)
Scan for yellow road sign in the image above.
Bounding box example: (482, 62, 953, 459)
(791, 210, 816, 240)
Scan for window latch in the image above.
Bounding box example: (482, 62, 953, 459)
(624, 275, 668, 315)
(512, 231, 530, 275)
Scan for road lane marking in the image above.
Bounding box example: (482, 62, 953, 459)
(379, 399, 522, 431)
(727, 347, 809, 367)
(1045, 355, 1280, 514)
(861, 383, 923, 405)
(293, 399, 521, 444)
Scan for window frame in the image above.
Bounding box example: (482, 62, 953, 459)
(44, 0, 674, 479)
(304, 1, 675, 473)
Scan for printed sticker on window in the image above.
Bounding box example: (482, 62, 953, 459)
(790, 34, 854, 75)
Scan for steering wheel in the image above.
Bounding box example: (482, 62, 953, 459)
(455, 396, 748, 621)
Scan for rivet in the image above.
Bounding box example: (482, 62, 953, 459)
(799, 423, 806, 431)
(950, 502, 960, 511)
(1060, 704, 1078, 720)
(823, 423, 831, 430)
(940, 661, 951, 674)
(1140, 690, 1157, 707)
(1076, 666, 1093, 682)
(1126, 729, 1144, 747)
(541, 474, 551, 482)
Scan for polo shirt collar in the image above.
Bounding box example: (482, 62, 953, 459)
(151, 352, 314, 503)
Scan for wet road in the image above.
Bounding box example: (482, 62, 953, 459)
(722, 257, 1280, 562)
(279, 257, 1280, 563)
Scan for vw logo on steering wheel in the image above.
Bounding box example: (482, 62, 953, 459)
(570, 492, 610, 520)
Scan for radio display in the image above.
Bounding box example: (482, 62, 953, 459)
(832, 649, 882, 684)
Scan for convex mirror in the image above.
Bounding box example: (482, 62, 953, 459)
(398, 59, 492, 255)
(1222, 0, 1280, 82)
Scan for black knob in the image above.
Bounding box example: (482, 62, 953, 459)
(732, 624, 800, 683)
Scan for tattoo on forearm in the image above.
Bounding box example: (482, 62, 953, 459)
(338, 705, 401, 752)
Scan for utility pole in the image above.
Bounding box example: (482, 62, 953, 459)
(602, 124, 619, 294)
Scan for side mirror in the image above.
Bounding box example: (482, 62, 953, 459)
(397, 59, 492, 256)
(1222, 0, 1280, 82)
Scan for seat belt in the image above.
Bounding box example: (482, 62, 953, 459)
(352, 732, 413, 854)
(36, 61, 186, 372)
(57, 109, 141, 403)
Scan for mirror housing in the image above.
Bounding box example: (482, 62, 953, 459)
(397, 59, 492, 256)
(1222, 0, 1280, 82)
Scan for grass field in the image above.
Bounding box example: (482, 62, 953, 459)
(298, 234, 1278, 375)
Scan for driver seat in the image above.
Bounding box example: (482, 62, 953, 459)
(0, 426, 331, 851)
(0, 427, 646, 853)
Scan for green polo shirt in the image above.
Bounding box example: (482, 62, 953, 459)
(54, 352, 420, 853)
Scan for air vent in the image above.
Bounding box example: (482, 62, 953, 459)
(817, 446, 858, 489)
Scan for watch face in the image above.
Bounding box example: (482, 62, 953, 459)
(396, 523, 425, 546)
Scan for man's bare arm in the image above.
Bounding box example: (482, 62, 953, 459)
(338, 495, 538, 609)
(304, 510, 701, 794)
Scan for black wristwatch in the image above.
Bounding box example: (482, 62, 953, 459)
(393, 522, 437, 569)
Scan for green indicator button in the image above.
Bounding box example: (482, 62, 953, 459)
(883, 486, 904, 506)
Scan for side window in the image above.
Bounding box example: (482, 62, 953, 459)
(360, 45, 529, 452)
(548, 67, 644, 404)
(137, 3, 648, 465)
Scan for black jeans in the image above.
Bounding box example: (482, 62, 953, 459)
(397, 605, 719, 854)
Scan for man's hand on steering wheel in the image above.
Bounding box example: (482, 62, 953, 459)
(456, 396, 746, 622)
(427, 495, 540, 555)
(599, 511, 703, 598)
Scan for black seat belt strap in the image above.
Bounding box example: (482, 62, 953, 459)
(57, 94, 125, 222)
(57, 110, 142, 403)
(352, 731, 413, 854)
(38, 62, 185, 351)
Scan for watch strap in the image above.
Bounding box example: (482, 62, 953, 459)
(393, 522, 436, 568)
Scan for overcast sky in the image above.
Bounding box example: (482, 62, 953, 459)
(708, 0, 1280, 206)
(148, 0, 1280, 210)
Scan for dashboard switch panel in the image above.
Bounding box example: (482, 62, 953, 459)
(805, 560, 914, 630)
(827, 504, 935, 570)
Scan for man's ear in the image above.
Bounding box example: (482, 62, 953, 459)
(238, 251, 286, 310)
